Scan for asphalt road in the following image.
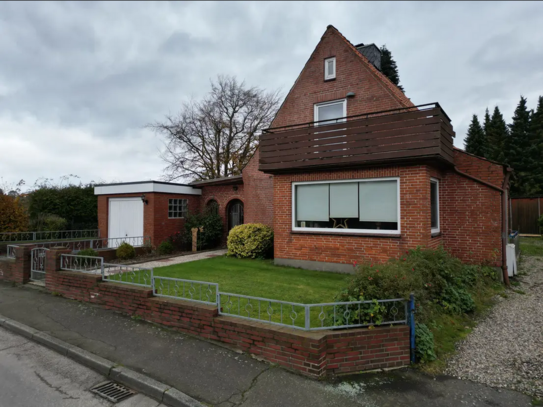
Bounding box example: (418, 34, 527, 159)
(0, 326, 162, 407)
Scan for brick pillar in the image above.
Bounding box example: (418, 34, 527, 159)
(45, 247, 72, 291)
(13, 246, 33, 284)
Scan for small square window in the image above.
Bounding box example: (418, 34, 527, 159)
(168, 199, 187, 218)
(324, 57, 336, 80)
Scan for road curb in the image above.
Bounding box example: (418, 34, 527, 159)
(0, 314, 204, 407)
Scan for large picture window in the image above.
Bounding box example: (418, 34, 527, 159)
(168, 199, 188, 219)
(292, 178, 400, 234)
(430, 179, 440, 234)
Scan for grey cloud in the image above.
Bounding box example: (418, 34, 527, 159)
(0, 1, 542, 188)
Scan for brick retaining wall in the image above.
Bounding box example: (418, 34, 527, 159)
(3, 248, 410, 378)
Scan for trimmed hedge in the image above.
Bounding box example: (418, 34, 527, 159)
(227, 223, 274, 259)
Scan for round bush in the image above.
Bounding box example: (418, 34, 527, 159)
(227, 223, 273, 259)
(116, 242, 136, 260)
(78, 248, 98, 257)
(158, 240, 174, 255)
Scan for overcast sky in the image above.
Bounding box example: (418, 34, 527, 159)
(1, 1, 542, 190)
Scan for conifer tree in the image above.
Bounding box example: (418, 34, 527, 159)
(380, 45, 404, 92)
(464, 115, 486, 157)
(508, 96, 535, 195)
(486, 106, 509, 164)
(528, 96, 543, 194)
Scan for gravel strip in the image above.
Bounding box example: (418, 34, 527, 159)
(446, 255, 543, 398)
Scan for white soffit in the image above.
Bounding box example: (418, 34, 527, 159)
(94, 181, 202, 196)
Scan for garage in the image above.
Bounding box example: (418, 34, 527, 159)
(95, 181, 203, 247)
(108, 198, 144, 247)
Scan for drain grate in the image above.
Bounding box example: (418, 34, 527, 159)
(91, 381, 135, 403)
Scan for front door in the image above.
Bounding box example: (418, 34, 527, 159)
(228, 200, 244, 231)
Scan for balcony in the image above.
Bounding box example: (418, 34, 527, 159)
(259, 103, 455, 173)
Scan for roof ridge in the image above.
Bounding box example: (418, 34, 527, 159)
(328, 25, 413, 108)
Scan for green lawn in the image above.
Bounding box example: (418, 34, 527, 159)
(153, 256, 349, 304)
(520, 237, 543, 257)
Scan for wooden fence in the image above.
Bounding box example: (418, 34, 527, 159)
(511, 197, 542, 234)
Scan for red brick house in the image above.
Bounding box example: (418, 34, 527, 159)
(95, 25, 511, 278)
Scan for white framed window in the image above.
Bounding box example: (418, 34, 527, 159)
(430, 178, 440, 234)
(292, 178, 401, 235)
(168, 198, 188, 219)
(314, 99, 346, 126)
(324, 57, 336, 80)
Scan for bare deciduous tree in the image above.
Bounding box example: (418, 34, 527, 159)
(151, 76, 281, 182)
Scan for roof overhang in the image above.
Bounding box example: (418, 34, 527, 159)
(94, 181, 202, 196)
(190, 175, 243, 187)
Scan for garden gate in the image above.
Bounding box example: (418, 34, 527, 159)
(30, 248, 47, 281)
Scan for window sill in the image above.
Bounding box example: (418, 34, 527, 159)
(324, 78, 336, 82)
(291, 230, 402, 238)
(431, 231, 441, 238)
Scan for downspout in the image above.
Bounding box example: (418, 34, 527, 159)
(501, 169, 512, 286)
(453, 166, 512, 285)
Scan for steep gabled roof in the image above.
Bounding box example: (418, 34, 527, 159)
(270, 25, 413, 127)
(330, 25, 412, 107)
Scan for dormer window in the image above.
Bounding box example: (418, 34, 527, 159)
(324, 57, 336, 80)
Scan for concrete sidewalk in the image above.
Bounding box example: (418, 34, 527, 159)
(0, 281, 533, 407)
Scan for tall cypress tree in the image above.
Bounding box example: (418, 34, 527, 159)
(380, 45, 404, 92)
(508, 96, 535, 195)
(486, 106, 509, 163)
(464, 115, 486, 157)
(528, 96, 543, 194)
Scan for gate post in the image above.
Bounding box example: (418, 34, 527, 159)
(13, 246, 33, 284)
(45, 247, 72, 291)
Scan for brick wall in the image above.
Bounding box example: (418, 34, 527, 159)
(242, 149, 274, 227)
(97, 193, 200, 247)
(440, 170, 503, 266)
(270, 26, 413, 129)
(41, 251, 410, 378)
(454, 149, 505, 189)
(273, 165, 433, 265)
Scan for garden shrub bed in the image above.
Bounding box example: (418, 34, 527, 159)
(335, 247, 503, 371)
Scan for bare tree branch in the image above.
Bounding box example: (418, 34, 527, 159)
(149, 75, 281, 182)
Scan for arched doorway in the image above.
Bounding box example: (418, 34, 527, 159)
(227, 199, 244, 231)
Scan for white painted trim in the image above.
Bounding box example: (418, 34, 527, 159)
(291, 177, 401, 235)
(313, 99, 347, 126)
(324, 57, 336, 80)
(431, 178, 440, 234)
(94, 182, 201, 196)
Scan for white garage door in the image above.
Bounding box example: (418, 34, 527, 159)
(108, 198, 144, 248)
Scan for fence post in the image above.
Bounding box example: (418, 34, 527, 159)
(33, 232, 36, 241)
(100, 258, 104, 280)
(304, 306, 310, 330)
(217, 290, 221, 313)
(409, 293, 416, 363)
(151, 269, 155, 295)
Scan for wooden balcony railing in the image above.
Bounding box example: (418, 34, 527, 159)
(259, 103, 455, 173)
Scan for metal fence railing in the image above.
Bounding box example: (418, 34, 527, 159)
(217, 293, 407, 330)
(305, 299, 408, 331)
(102, 263, 153, 287)
(153, 277, 218, 305)
(60, 254, 103, 274)
(21, 236, 151, 251)
(219, 292, 308, 328)
(52, 255, 410, 332)
(6, 245, 17, 258)
(0, 229, 100, 243)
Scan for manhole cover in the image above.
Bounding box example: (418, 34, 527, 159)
(91, 381, 135, 403)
